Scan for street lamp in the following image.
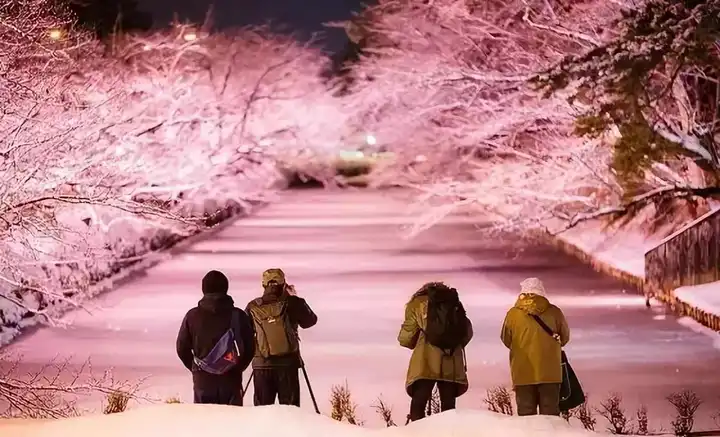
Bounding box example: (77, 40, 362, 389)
(48, 29, 63, 40)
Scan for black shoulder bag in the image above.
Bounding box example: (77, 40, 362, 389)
(530, 314, 586, 412)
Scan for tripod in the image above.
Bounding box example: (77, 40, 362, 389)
(242, 365, 320, 414)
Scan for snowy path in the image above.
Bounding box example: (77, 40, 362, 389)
(3, 189, 720, 427)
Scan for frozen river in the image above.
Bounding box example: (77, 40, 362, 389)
(4, 189, 720, 428)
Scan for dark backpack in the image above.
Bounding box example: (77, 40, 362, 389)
(248, 299, 299, 358)
(193, 310, 244, 375)
(424, 285, 467, 352)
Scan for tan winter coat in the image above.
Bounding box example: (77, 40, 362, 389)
(501, 293, 570, 386)
(398, 293, 473, 396)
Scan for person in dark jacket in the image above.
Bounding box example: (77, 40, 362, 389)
(245, 268, 317, 407)
(176, 270, 255, 405)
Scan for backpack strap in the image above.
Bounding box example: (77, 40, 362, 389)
(230, 309, 241, 334)
(230, 309, 244, 355)
(529, 314, 561, 344)
(530, 314, 554, 336)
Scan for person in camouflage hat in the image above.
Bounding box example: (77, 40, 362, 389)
(245, 268, 317, 407)
(262, 268, 286, 287)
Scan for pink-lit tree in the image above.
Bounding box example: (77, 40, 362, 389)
(0, 1, 347, 340)
(342, 0, 709, 235)
(1, 0, 349, 416)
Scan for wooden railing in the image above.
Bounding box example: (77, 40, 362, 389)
(644, 208, 720, 331)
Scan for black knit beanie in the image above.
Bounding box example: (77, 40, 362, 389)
(202, 270, 229, 295)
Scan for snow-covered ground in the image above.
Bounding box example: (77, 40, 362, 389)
(0, 404, 607, 437)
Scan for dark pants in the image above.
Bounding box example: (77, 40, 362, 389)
(515, 383, 561, 416)
(253, 367, 301, 407)
(193, 376, 243, 406)
(409, 379, 458, 422)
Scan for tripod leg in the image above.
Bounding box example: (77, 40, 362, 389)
(300, 365, 320, 414)
(242, 370, 254, 402)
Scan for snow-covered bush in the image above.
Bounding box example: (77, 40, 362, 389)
(0, 0, 349, 342)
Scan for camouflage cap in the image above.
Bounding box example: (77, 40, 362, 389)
(262, 268, 286, 287)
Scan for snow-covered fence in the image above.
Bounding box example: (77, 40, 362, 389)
(645, 208, 720, 331)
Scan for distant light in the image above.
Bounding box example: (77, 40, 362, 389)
(210, 154, 228, 165)
(365, 134, 377, 146)
(183, 32, 197, 42)
(339, 150, 364, 159)
(48, 29, 63, 40)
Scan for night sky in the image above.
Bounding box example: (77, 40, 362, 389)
(138, 0, 368, 53)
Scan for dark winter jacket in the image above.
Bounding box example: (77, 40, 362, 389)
(176, 293, 256, 388)
(245, 287, 317, 369)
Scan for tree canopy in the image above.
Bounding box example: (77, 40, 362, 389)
(536, 0, 720, 195)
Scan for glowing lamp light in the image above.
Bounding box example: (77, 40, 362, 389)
(183, 32, 197, 42)
(365, 134, 377, 146)
(48, 29, 63, 40)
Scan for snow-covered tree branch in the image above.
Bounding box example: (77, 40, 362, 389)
(536, 0, 720, 210)
(340, 0, 630, 235)
(0, 0, 348, 340)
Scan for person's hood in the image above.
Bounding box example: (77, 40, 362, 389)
(198, 293, 235, 313)
(514, 293, 550, 315)
(202, 270, 229, 295)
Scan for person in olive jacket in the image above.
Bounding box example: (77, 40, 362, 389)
(501, 277, 570, 416)
(398, 282, 473, 422)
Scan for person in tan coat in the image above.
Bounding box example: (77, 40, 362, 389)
(500, 277, 570, 416)
(398, 282, 473, 422)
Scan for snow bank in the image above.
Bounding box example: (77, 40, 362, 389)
(0, 404, 598, 437)
(675, 281, 720, 317)
(552, 213, 720, 334)
(0, 163, 282, 347)
(554, 220, 660, 281)
(675, 283, 720, 337)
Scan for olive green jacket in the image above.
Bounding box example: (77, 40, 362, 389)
(398, 294, 473, 396)
(500, 293, 570, 386)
